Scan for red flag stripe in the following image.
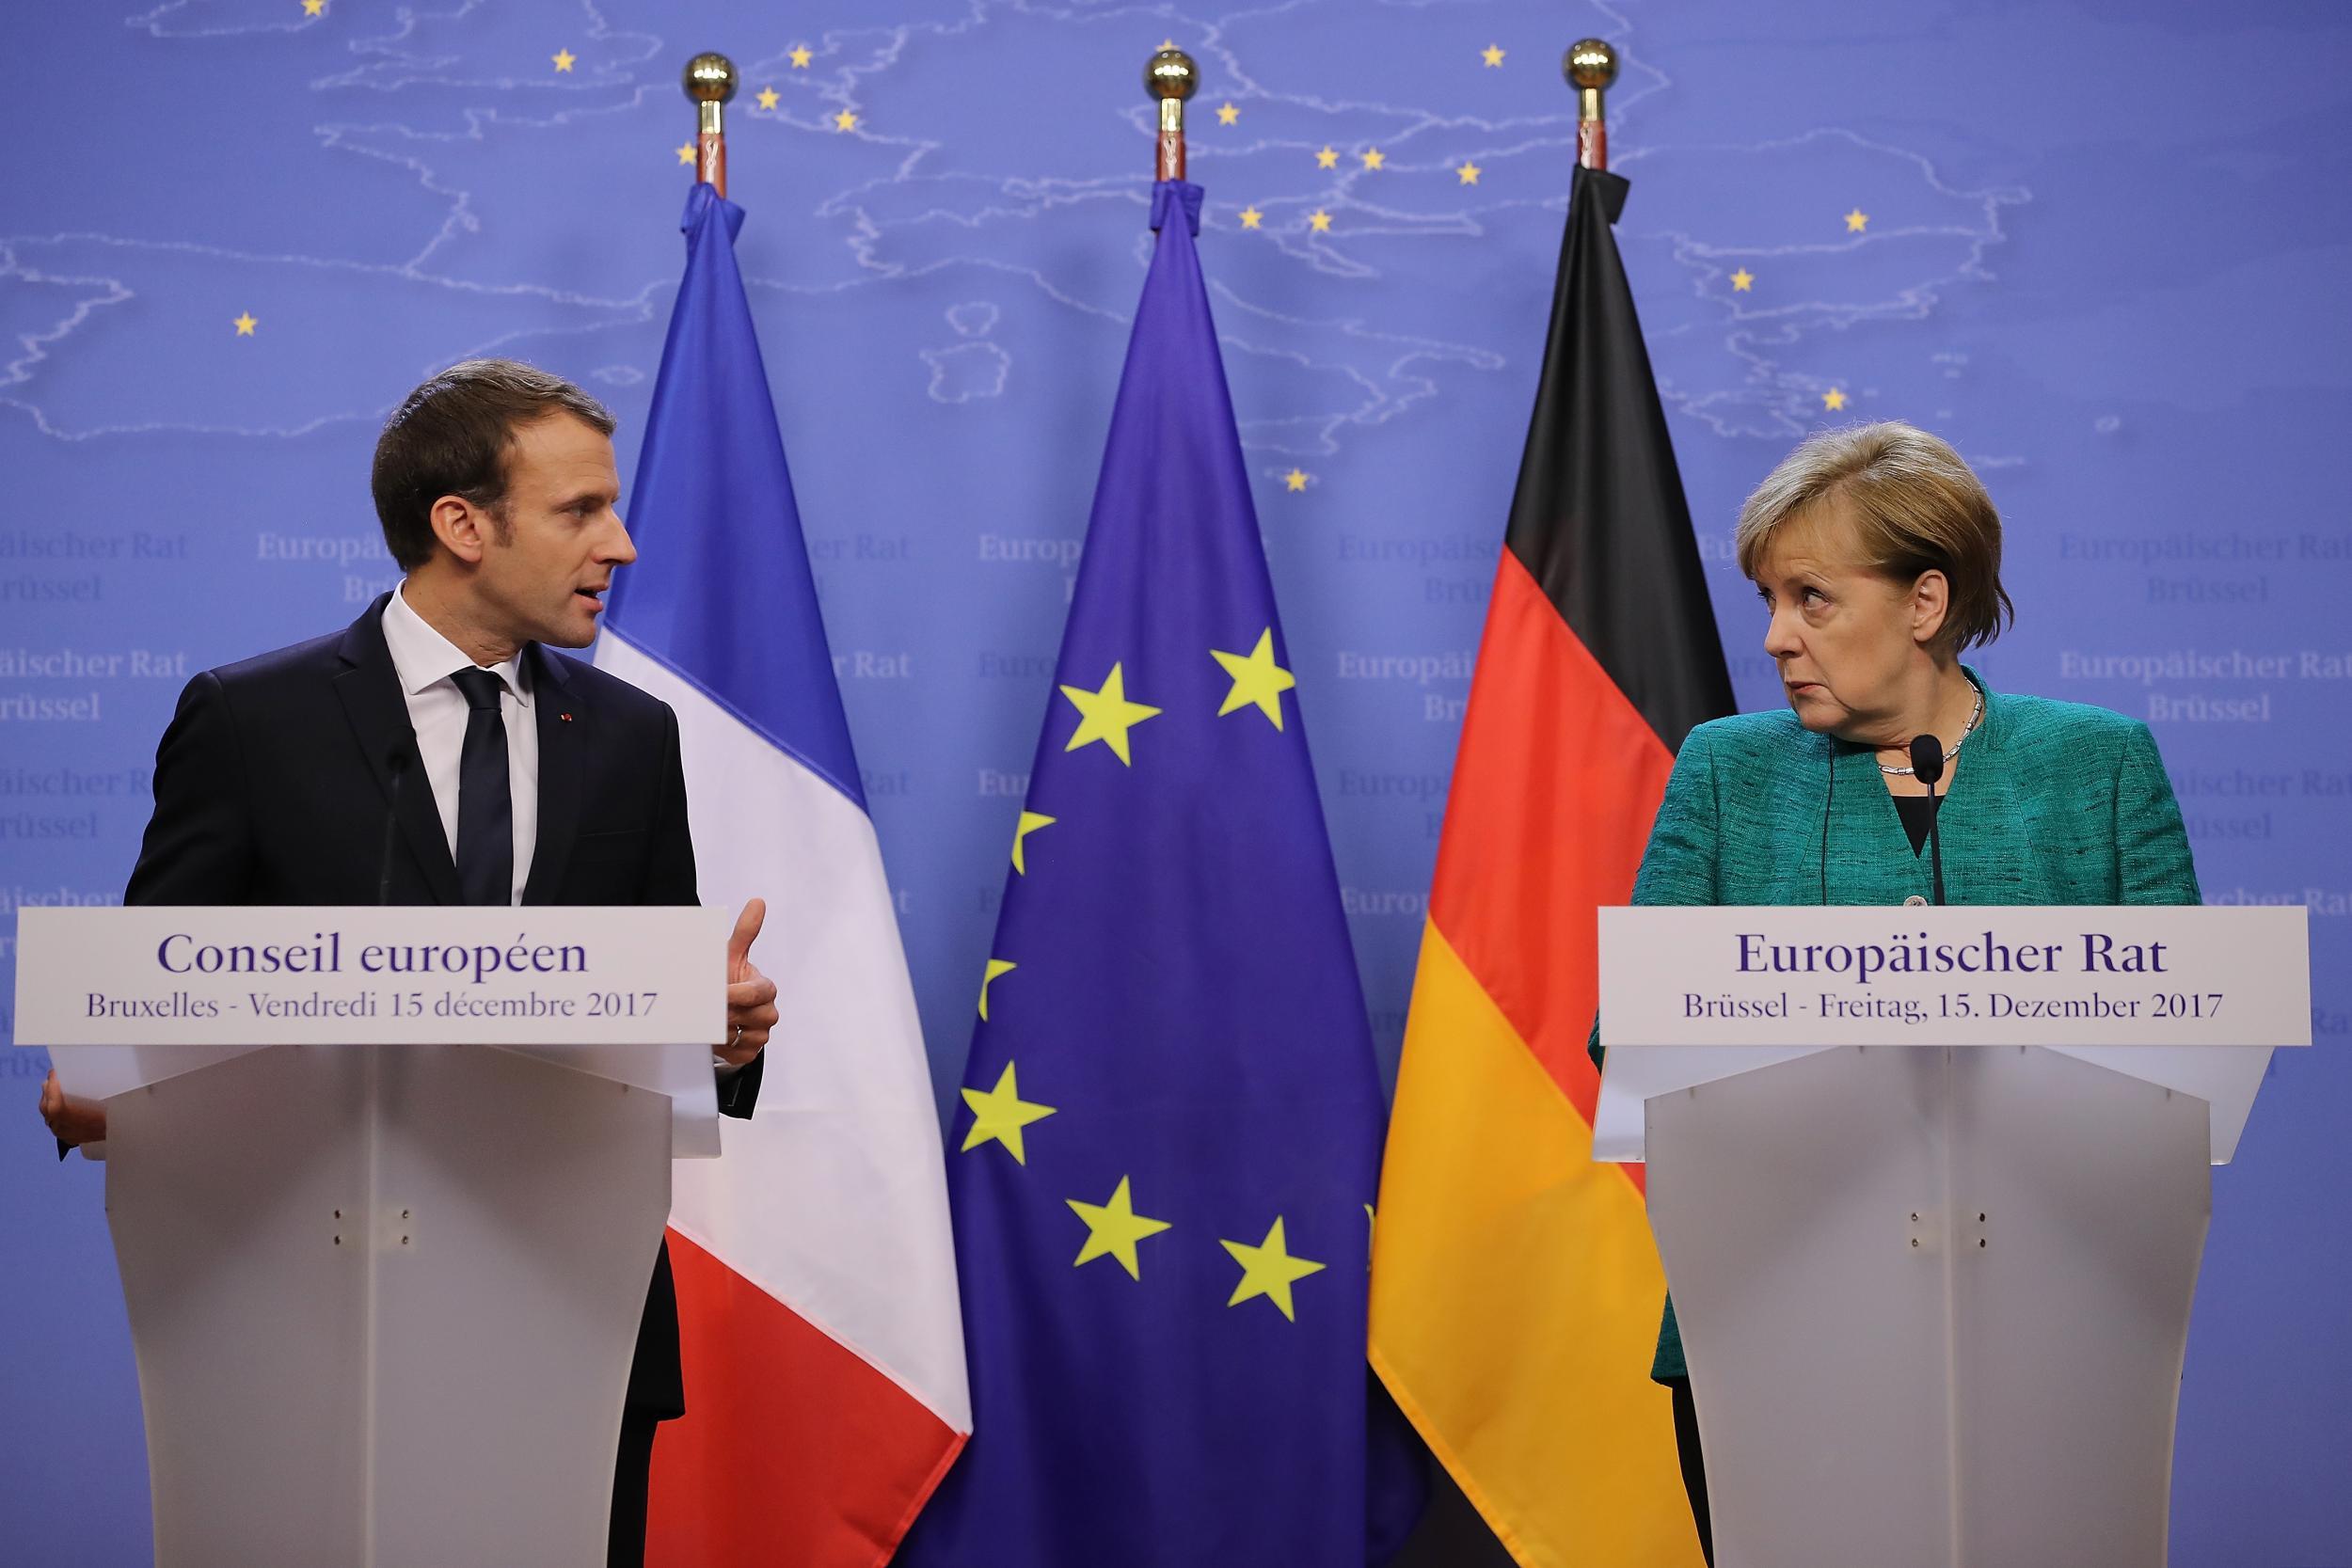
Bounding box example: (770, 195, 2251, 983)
(647, 1229, 966, 1568)
(1428, 548, 1676, 1172)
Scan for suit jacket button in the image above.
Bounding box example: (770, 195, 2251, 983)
(1903, 894, 1929, 907)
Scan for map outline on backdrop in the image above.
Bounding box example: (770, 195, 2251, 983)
(2, 1, 2347, 1563)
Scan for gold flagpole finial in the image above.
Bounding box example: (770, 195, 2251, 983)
(1145, 47, 1198, 182)
(684, 52, 739, 196)
(1564, 39, 1617, 171)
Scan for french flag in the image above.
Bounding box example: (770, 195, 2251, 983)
(596, 182, 970, 1564)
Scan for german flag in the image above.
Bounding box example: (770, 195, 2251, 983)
(1368, 164, 1732, 1565)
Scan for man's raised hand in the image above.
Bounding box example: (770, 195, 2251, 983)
(720, 897, 778, 1068)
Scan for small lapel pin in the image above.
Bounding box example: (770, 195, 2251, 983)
(559, 712, 574, 722)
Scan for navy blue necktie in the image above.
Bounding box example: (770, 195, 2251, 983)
(450, 668, 513, 907)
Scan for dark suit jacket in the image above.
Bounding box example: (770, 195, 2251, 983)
(124, 592, 759, 1418)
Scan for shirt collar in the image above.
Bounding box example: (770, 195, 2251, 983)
(383, 582, 533, 706)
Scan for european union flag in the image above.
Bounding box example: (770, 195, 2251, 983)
(899, 181, 1404, 1565)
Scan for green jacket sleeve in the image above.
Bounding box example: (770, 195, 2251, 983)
(2114, 722, 2201, 906)
(1589, 730, 1724, 1386)
(1589, 727, 1724, 1070)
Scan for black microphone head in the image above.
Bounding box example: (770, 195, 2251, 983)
(1909, 733, 1946, 786)
(387, 739, 413, 775)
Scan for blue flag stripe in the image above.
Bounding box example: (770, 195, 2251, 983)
(603, 183, 866, 810)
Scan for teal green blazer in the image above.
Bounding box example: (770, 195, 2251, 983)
(1630, 668, 2201, 1380)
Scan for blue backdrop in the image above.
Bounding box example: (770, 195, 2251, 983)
(4, 2, 2347, 1562)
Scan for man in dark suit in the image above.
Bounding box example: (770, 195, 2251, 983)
(41, 357, 777, 1568)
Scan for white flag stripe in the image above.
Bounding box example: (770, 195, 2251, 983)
(598, 632, 972, 1434)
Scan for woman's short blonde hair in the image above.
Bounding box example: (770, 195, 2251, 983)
(1734, 421, 2014, 652)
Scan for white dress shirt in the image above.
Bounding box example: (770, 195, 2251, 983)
(380, 584, 537, 905)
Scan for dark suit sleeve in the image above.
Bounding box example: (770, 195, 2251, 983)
(643, 701, 697, 908)
(714, 1052, 764, 1117)
(126, 672, 254, 907)
(54, 673, 248, 1157)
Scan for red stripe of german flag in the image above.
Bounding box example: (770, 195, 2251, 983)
(1369, 165, 1732, 1567)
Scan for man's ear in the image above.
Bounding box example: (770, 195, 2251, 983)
(428, 496, 491, 565)
(1910, 569, 1951, 648)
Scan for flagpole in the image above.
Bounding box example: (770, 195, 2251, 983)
(1145, 46, 1196, 182)
(684, 51, 737, 196)
(1565, 39, 1617, 171)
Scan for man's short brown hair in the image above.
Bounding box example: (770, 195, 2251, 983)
(1734, 420, 2015, 653)
(370, 359, 616, 571)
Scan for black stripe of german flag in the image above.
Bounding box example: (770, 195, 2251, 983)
(1506, 166, 1734, 754)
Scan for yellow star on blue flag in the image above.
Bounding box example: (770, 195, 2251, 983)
(1211, 628, 1295, 729)
(1059, 663, 1161, 763)
(1068, 1176, 1172, 1278)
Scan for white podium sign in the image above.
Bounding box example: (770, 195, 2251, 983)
(1597, 906, 2310, 1165)
(1598, 904, 2310, 1048)
(18, 905, 730, 1157)
(15, 904, 727, 1046)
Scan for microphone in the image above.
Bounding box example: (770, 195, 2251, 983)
(377, 742, 412, 905)
(1909, 734, 1947, 907)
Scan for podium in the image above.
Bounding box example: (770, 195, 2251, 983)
(1596, 906, 2311, 1568)
(14, 905, 729, 1568)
